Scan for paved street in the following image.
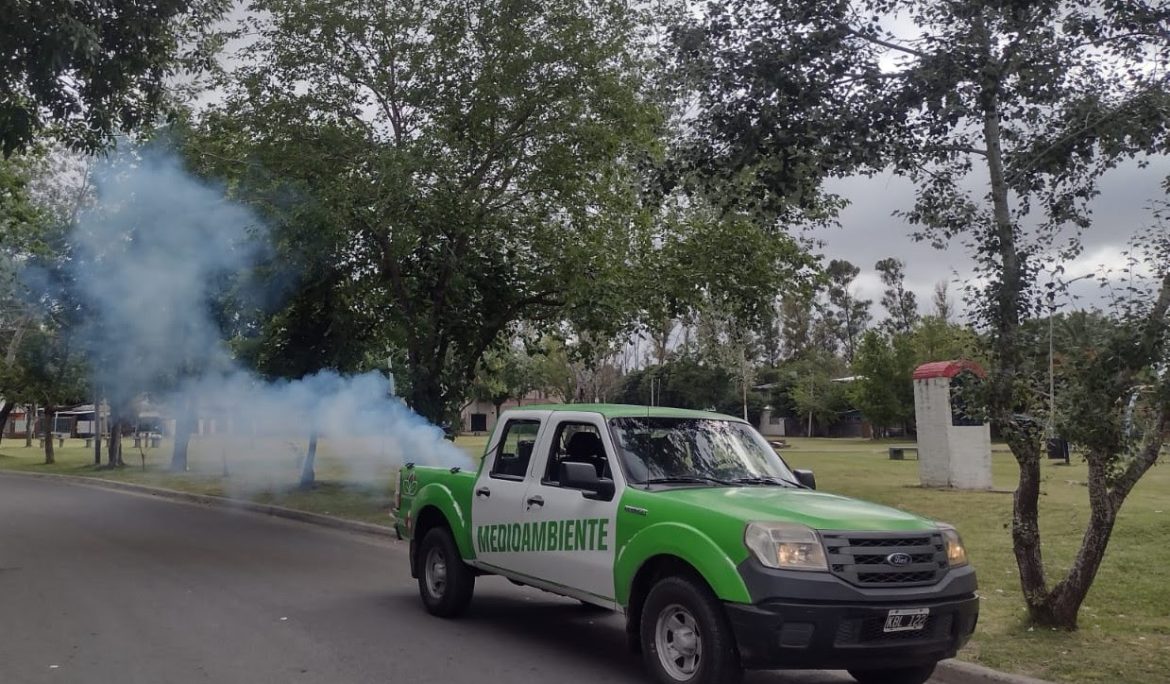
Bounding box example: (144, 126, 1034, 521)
(0, 475, 936, 684)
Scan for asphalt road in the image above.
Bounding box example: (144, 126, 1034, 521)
(0, 476, 934, 684)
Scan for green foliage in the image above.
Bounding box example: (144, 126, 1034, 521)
(848, 331, 915, 436)
(786, 353, 851, 436)
(823, 259, 872, 362)
(617, 359, 766, 424)
(641, 196, 818, 333)
(8, 325, 88, 409)
(910, 316, 985, 365)
(190, 0, 664, 423)
(875, 258, 918, 335)
(1055, 229, 1169, 481)
(470, 345, 537, 412)
(0, 151, 88, 422)
(1, 0, 230, 155)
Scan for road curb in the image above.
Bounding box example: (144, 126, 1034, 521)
(935, 659, 1058, 684)
(0, 470, 398, 539)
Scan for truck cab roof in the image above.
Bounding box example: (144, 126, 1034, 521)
(507, 403, 746, 422)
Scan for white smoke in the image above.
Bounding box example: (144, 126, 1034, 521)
(69, 147, 471, 491)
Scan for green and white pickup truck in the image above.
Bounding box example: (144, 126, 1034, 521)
(394, 405, 978, 684)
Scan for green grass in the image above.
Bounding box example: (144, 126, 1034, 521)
(2, 433, 1166, 682)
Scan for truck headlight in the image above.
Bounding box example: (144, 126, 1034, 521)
(939, 525, 968, 567)
(744, 522, 828, 571)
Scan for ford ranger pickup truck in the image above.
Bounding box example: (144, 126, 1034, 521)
(395, 404, 978, 684)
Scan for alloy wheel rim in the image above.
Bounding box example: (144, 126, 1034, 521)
(655, 603, 702, 680)
(424, 546, 447, 598)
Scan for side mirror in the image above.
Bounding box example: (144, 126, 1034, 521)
(794, 469, 816, 490)
(560, 461, 615, 500)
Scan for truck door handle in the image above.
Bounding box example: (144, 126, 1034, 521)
(526, 496, 544, 508)
(476, 487, 491, 498)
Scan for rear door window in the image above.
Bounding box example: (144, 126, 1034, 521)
(490, 419, 540, 480)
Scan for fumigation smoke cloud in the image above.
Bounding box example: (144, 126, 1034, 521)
(69, 147, 471, 491)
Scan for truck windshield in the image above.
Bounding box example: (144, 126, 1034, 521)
(608, 417, 798, 487)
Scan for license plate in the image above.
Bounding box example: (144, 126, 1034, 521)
(883, 608, 930, 633)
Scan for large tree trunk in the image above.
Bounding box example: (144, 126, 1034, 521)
(0, 401, 13, 444)
(171, 396, 196, 472)
(42, 404, 55, 464)
(974, 16, 1058, 624)
(407, 362, 447, 425)
(299, 427, 319, 490)
(1007, 434, 1051, 616)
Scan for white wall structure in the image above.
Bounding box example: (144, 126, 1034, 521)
(912, 361, 993, 490)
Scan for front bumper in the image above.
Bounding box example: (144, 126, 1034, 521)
(725, 593, 979, 670)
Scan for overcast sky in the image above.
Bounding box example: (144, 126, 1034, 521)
(810, 157, 1169, 321)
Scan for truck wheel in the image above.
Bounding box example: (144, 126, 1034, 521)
(640, 575, 742, 684)
(848, 663, 937, 684)
(417, 526, 474, 617)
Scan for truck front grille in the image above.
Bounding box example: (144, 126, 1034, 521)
(822, 531, 947, 587)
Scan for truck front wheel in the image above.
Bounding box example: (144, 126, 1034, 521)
(417, 526, 474, 617)
(640, 575, 742, 684)
(848, 663, 937, 684)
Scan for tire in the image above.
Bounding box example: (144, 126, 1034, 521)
(640, 574, 742, 684)
(416, 526, 474, 617)
(848, 663, 937, 684)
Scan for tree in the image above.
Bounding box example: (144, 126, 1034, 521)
(617, 359, 764, 422)
(192, 0, 663, 424)
(824, 259, 872, 363)
(910, 316, 983, 364)
(1, 0, 230, 155)
(235, 253, 376, 487)
(875, 258, 919, 334)
(932, 281, 953, 322)
(470, 344, 537, 422)
(532, 333, 625, 404)
(0, 153, 44, 439)
(0, 151, 89, 463)
(777, 293, 816, 361)
(1041, 230, 1169, 626)
(848, 330, 915, 437)
(682, 0, 1169, 628)
(10, 325, 88, 464)
(790, 363, 850, 438)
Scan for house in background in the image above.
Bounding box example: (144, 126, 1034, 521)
(460, 389, 561, 435)
(2, 404, 31, 439)
(757, 406, 799, 437)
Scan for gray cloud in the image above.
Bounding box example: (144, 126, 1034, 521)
(811, 157, 1169, 321)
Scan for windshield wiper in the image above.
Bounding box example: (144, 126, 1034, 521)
(640, 475, 733, 487)
(729, 476, 804, 488)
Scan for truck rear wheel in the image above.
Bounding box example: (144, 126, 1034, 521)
(640, 574, 742, 684)
(848, 663, 937, 684)
(417, 526, 474, 617)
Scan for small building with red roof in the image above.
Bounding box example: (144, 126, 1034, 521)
(912, 359, 992, 489)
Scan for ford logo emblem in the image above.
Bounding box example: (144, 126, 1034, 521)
(887, 552, 913, 567)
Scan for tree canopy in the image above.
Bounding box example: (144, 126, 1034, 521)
(1, 0, 230, 155)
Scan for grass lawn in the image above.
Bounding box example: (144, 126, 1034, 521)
(1, 433, 1166, 682)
